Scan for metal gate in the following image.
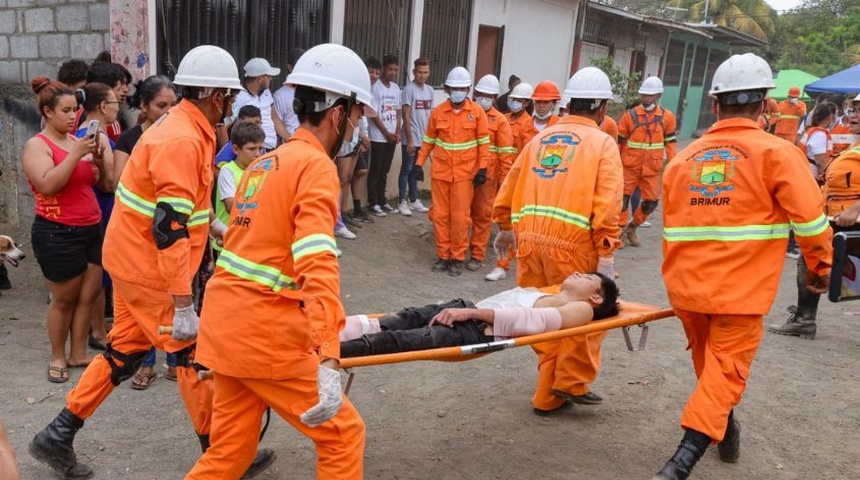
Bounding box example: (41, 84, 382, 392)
(421, 0, 472, 87)
(342, 0, 412, 84)
(156, 0, 330, 84)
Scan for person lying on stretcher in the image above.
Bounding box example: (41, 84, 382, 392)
(340, 272, 620, 357)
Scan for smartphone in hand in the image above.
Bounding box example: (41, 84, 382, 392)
(85, 119, 100, 139)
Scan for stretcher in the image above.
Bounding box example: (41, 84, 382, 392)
(161, 302, 675, 386)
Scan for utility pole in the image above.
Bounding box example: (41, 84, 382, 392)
(703, 0, 710, 24)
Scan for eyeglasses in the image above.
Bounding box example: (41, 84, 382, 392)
(103, 101, 120, 105)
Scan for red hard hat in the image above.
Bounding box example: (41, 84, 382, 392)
(788, 86, 801, 98)
(532, 81, 561, 101)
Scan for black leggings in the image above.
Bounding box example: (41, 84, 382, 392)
(367, 141, 397, 206)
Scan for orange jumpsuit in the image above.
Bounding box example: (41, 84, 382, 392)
(506, 111, 535, 152)
(470, 106, 515, 262)
(773, 99, 807, 144)
(416, 98, 490, 262)
(760, 97, 780, 131)
(830, 121, 858, 159)
(494, 115, 623, 411)
(185, 129, 365, 479)
(66, 99, 216, 435)
(824, 142, 860, 216)
(618, 105, 677, 226)
(662, 117, 832, 441)
(600, 115, 619, 143)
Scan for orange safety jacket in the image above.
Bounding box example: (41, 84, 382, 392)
(762, 97, 780, 131)
(823, 142, 860, 216)
(600, 115, 619, 144)
(104, 99, 215, 296)
(485, 106, 517, 182)
(773, 100, 807, 143)
(618, 105, 677, 171)
(662, 118, 832, 315)
(416, 98, 490, 182)
(493, 115, 623, 259)
(830, 121, 858, 158)
(798, 126, 833, 163)
(506, 111, 534, 153)
(196, 129, 343, 380)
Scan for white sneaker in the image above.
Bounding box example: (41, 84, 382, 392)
(398, 200, 412, 216)
(335, 225, 357, 240)
(485, 267, 507, 281)
(381, 203, 397, 214)
(640, 221, 652, 228)
(410, 199, 429, 213)
(369, 205, 387, 217)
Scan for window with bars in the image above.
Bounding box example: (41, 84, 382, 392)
(662, 40, 686, 86)
(343, 0, 412, 85)
(420, 0, 472, 87)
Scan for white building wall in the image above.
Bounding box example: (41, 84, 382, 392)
(468, 0, 581, 89)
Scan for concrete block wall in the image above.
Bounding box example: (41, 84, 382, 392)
(0, 0, 110, 84)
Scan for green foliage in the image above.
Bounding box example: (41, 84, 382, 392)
(659, 0, 775, 40)
(770, 1, 860, 76)
(589, 56, 642, 117)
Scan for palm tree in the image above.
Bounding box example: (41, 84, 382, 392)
(665, 0, 776, 41)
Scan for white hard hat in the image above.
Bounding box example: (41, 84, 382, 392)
(853, 93, 860, 102)
(509, 82, 534, 99)
(244, 58, 280, 77)
(286, 43, 375, 116)
(174, 45, 243, 91)
(708, 53, 775, 96)
(638, 76, 664, 95)
(563, 67, 613, 100)
(445, 66, 472, 88)
(474, 74, 500, 95)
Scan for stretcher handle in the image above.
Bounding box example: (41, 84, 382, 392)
(827, 215, 860, 222)
(158, 326, 173, 335)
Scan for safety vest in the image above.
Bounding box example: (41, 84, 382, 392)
(621, 106, 675, 150)
(798, 126, 833, 163)
(823, 144, 860, 216)
(211, 161, 245, 252)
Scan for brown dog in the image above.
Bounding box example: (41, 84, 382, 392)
(0, 234, 26, 267)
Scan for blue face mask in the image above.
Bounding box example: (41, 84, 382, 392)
(508, 99, 524, 113)
(450, 91, 468, 104)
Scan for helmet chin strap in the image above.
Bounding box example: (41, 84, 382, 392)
(329, 92, 357, 159)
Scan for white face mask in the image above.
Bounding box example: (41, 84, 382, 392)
(475, 97, 494, 111)
(337, 119, 360, 157)
(643, 103, 656, 111)
(508, 99, 524, 113)
(449, 91, 468, 104)
(534, 111, 552, 120)
(790, 98, 799, 105)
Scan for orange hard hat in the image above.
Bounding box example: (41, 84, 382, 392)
(788, 86, 801, 98)
(532, 80, 561, 101)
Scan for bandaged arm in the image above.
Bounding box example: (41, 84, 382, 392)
(430, 302, 594, 337)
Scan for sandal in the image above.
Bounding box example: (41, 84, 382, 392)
(164, 366, 177, 382)
(48, 365, 69, 384)
(67, 356, 94, 368)
(131, 368, 157, 390)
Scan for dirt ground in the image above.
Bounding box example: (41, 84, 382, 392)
(2, 200, 860, 479)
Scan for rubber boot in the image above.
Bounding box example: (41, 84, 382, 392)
(197, 434, 277, 479)
(624, 223, 640, 247)
(29, 408, 94, 480)
(718, 411, 741, 463)
(652, 429, 710, 480)
(768, 256, 819, 338)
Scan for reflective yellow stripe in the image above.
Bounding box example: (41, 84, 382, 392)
(498, 146, 518, 154)
(216, 249, 297, 291)
(116, 182, 155, 217)
(791, 214, 829, 237)
(664, 136, 677, 143)
(780, 114, 801, 119)
(477, 136, 490, 145)
(188, 210, 210, 227)
(626, 141, 665, 150)
(511, 204, 590, 230)
(488, 145, 499, 153)
(156, 196, 194, 215)
(422, 134, 436, 145)
(664, 223, 790, 242)
(291, 233, 338, 261)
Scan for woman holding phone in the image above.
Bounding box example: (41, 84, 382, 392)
(23, 77, 108, 383)
(74, 82, 119, 352)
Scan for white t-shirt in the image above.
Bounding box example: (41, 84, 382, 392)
(805, 130, 829, 159)
(476, 287, 549, 309)
(218, 166, 239, 201)
(233, 89, 277, 149)
(369, 80, 401, 143)
(273, 85, 299, 136)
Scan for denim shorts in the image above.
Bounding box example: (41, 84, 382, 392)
(31, 215, 102, 283)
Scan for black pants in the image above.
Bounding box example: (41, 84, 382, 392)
(341, 298, 492, 358)
(367, 141, 397, 207)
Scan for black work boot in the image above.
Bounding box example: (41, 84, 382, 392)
(767, 305, 817, 339)
(431, 258, 449, 273)
(448, 260, 463, 277)
(198, 434, 277, 479)
(653, 430, 710, 480)
(718, 413, 741, 463)
(29, 408, 94, 480)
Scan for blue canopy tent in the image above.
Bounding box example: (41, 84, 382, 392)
(805, 64, 860, 95)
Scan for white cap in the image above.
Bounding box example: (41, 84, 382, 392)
(474, 74, 501, 95)
(244, 58, 281, 78)
(639, 76, 664, 95)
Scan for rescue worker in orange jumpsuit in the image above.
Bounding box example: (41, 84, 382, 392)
(773, 86, 807, 144)
(412, 66, 490, 277)
(617, 76, 677, 247)
(469, 74, 516, 273)
(653, 53, 832, 480)
(183, 44, 373, 480)
(505, 82, 535, 152)
(758, 96, 780, 131)
(531, 80, 562, 133)
(29, 46, 275, 480)
(493, 66, 623, 415)
(768, 94, 860, 339)
(830, 96, 858, 158)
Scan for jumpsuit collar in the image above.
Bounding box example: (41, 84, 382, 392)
(176, 99, 216, 143)
(560, 115, 599, 129)
(706, 117, 761, 134)
(288, 127, 328, 154)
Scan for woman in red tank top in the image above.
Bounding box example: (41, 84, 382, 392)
(22, 76, 108, 383)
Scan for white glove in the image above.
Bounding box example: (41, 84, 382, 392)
(597, 256, 615, 279)
(209, 218, 228, 247)
(300, 365, 343, 428)
(493, 230, 516, 258)
(172, 305, 199, 341)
